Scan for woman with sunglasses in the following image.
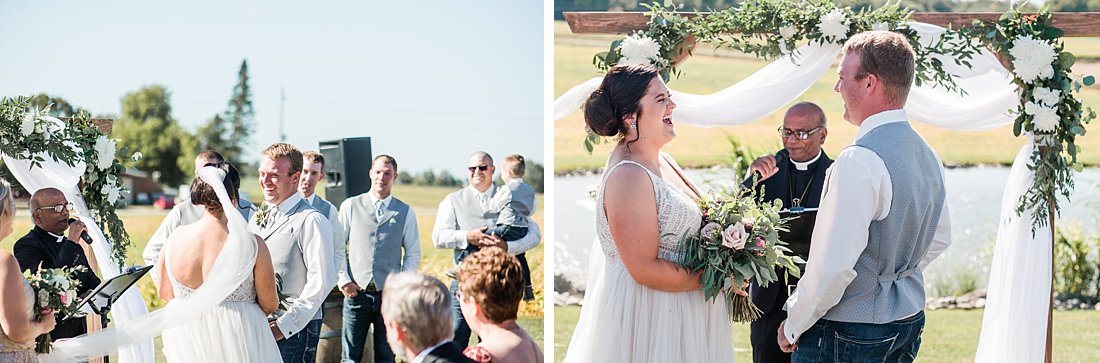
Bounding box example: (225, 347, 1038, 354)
(1, 179, 57, 362)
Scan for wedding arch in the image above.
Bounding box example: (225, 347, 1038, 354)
(0, 96, 154, 363)
(553, 2, 1098, 362)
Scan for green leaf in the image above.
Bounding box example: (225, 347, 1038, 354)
(1059, 52, 1076, 69)
(1084, 76, 1095, 86)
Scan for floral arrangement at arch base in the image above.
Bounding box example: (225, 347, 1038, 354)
(676, 184, 803, 323)
(963, 6, 1096, 231)
(0, 96, 137, 267)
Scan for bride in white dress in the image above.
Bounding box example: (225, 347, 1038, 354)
(157, 162, 281, 362)
(563, 64, 738, 362)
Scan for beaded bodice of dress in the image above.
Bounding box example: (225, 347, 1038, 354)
(0, 278, 36, 352)
(595, 157, 702, 264)
(166, 247, 256, 303)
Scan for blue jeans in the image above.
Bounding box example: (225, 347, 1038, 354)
(342, 291, 395, 363)
(450, 279, 472, 350)
(277, 318, 322, 363)
(792, 311, 925, 363)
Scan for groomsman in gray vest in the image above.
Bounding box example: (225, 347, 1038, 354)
(431, 151, 541, 349)
(336, 154, 421, 363)
(143, 150, 254, 284)
(251, 143, 336, 363)
(299, 150, 343, 281)
(778, 31, 952, 361)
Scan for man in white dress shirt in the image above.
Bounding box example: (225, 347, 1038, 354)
(431, 151, 541, 349)
(251, 143, 336, 362)
(299, 150, 342, 284)
(336, 155, 421, 363)
(778, 31, 952, 361)
(143, 150, 254, 285)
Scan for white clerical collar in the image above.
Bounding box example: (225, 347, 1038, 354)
(46, 231, 65, 243)
(790, 150, 822, 171)
(269, 192, 304, 213)
(855, 109, 908, 141)
(412, 340, 450, 363)
(368, 193, 392, 208)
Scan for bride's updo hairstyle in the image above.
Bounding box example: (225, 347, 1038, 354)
(190, 162, 241, 214)
(583, 64, 660, 149)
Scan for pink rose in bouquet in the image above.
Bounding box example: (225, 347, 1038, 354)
(721, 223, 749, 250)
(700, 222, 722, 240)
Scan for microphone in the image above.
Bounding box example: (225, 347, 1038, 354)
(67, 218, 94, 244)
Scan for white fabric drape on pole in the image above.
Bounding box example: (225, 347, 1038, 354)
(554, 22, 1048, 362)
(1, 117, 154, 363)
(974, 143, 1052, 363)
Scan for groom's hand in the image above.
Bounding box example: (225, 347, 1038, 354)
(778, 320, 797, 353)
(341, 282, 361, 298)
(269, 321, 285, 341)
(750, 155, 779, 182)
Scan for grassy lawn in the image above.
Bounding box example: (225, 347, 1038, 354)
(554, 305, 1100, 363)
(554, 21, 1100, 172)
(0, 184, 544, 361)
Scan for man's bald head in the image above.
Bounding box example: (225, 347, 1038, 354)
(785, 102, 827, 127)
(30, 188, 70, 234)
(782, 102, 828, 162)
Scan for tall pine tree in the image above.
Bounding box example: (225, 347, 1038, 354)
(197, 60, 255, 166)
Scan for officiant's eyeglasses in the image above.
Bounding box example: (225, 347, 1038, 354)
(36, 203, 74, 213)
(777, 126, 824, 140)
(467, 165, 490, 173)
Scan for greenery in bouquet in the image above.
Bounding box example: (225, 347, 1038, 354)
(23, 266, 87, 353)
(676, 184, 804, 323)
(274, 273, 292, 313)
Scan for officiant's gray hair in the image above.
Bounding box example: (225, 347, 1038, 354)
(381, 272, 453, 352)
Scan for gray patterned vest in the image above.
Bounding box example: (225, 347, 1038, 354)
(309, 195, 333, 218)
(252, 198, 323, 320)
(343, 195, 410, 289)
(448, 186, 498, 264)
(821, 121, 945, 324)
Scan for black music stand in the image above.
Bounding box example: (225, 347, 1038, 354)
(67, 265, 153, 320)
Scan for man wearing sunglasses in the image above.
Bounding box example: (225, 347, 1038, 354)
(431, 151, 541, 350)
(13, 187, 102, 341)
(740, 101, 833, 363)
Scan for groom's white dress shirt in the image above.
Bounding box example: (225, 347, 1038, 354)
(783, 109, 952, 343)
(264, 192, 335, 338)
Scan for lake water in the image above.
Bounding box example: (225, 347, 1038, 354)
(554, 167, 1100, 293)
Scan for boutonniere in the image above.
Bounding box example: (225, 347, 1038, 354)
(254, 204, 272, 228)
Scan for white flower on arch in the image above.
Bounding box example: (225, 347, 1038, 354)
(618, 33, 662, 66)
(94, 135, 117, 171)
(1009, 35, 1057, 84)
(818, 9, 850, 43)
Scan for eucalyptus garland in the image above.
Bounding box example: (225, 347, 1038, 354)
(962, 7, 1096, 231)
(589, 1, 1095, 231)
(1, 96, 135, 267)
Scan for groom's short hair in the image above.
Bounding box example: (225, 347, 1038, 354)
(261, 143, 304, 174)
(381, 272, 453, 353)
(842, 31, 915, 106)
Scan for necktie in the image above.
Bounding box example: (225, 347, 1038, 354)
(478, 194, 489, 211)
(375, 200, 385, 222)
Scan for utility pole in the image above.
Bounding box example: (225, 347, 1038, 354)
(279, 88, 286, 142)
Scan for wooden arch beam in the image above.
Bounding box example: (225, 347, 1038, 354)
(563, 11, 1100, 37)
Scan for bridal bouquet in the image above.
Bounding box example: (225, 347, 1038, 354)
(677, 187, 805, 323)
(24, 266, 87, 353)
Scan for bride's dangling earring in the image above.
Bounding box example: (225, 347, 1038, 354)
(630, 121, 637, 129)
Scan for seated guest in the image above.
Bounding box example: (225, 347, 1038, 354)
(381, 272, 474, 363)
(0, 179, 57, 361)
(456, 248, 543, 363)
(13, 187, 101, 342)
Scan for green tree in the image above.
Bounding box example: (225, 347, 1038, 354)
(26, 93, 90, 117)
(112, 85, 198, 187)
(197, 60, 255, 165)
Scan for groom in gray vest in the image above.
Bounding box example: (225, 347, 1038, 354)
(431, 151, 542, 349)
(251, 143, 336, 363)
(336, 154, 421, 363)
(778, 31, 952, 361)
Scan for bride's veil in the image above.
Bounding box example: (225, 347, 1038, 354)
(42, 166, 259, 362)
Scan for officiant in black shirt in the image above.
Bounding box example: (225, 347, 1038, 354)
(14, 187, 101, 341)
(741, 102, 832, 363)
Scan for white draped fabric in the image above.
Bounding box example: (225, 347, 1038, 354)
(1, 117, 154, 363)
(32, 166, 257, 362)
(554, 22, 1048, 361)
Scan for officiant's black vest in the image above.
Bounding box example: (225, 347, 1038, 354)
(741, 149, 832, 258)
(13, 226, 102, 341)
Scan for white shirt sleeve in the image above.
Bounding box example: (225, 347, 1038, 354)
(783, 147, 892, 343)
(506, 220, 541, 255)
(402, 207, 421, 271)
(335, 201, 354, 287)
(275, 213, 335, 337)
(431, 194, 469, 250)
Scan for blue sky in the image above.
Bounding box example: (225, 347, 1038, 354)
(0, 1, 544, 178)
